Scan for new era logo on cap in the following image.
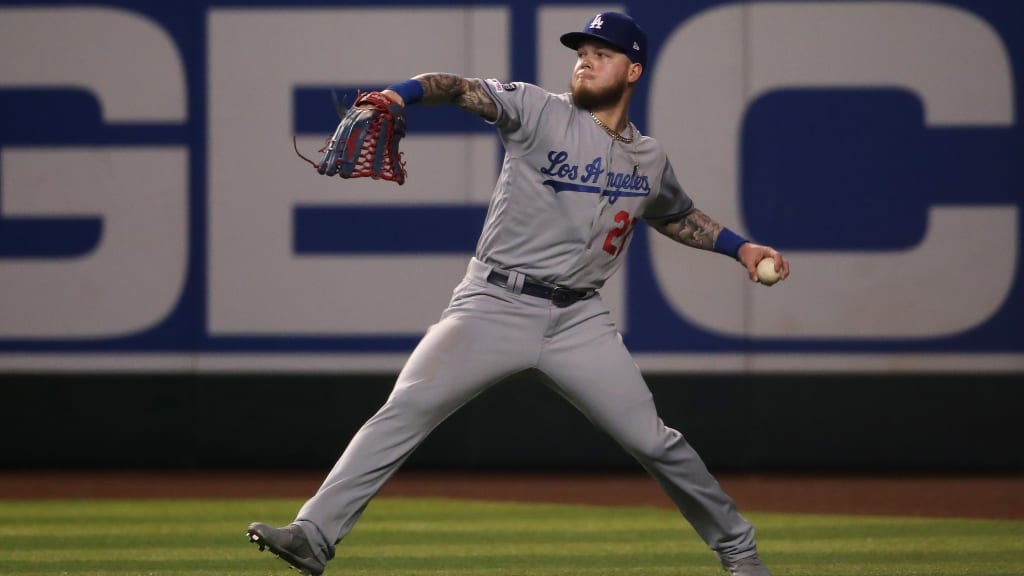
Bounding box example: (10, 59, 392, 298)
(561, 11, 647, 69)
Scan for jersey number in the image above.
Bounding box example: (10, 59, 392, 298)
(603, 210, 636, 256)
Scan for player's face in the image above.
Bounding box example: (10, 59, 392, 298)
(570, 41, 634, 110)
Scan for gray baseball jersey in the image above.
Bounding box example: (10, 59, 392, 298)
(287, 79, 759, 570)
(476, 78, 693, 290)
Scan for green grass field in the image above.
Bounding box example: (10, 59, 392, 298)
(0, 498, 1021, 576)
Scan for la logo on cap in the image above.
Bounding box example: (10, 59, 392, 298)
(589, 14, 604, 30)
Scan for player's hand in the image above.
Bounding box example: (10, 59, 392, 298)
(737, 242, 790, 283)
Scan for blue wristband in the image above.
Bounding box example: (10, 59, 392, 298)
(386, 79, 424, 105)
(713, 227, 748, 259)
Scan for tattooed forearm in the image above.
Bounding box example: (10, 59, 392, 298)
(656, 209, 722, 250)
(414, 73, 465, 103)
(413, 73, 498, 121)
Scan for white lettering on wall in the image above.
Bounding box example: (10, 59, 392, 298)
(649, 1, 1017, 338)
(207, 8, 508, 335)
(0, 8, 187, 338)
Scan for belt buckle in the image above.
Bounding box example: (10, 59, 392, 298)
(550, 287, 580, 308)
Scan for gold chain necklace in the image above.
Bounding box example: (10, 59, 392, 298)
(590, 112, 634, 144)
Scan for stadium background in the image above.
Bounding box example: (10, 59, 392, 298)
(1, 0, 1022, 482)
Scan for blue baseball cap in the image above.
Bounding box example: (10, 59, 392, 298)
(560, 12, 647, 69)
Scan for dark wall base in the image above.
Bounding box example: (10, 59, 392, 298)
(2, 371, 1020, 472)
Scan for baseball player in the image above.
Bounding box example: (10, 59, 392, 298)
(248, 11, 788, 576)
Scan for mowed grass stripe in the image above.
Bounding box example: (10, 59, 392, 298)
(6, 533, 1017, 556)
(3, 542, 707, 561)
(3, 532, 694, 550)
(0, 498, 1022, 576)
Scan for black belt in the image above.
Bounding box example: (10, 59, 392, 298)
(486, 269, 594, 308)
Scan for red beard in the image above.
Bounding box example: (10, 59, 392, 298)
(570, 75, 628, 110)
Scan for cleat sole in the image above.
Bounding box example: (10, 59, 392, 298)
(245, 525, 323, 576)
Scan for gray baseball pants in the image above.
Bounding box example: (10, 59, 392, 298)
(294, 257, 757, 564)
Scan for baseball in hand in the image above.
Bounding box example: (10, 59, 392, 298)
(756, 258, 781, 286)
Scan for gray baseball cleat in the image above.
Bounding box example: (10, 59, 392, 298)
(720, 553, 773, 576)
(247, 522, 326, 576)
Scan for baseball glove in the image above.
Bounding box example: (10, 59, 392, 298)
(295, 90, 408, 185)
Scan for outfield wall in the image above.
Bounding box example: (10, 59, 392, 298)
(1, 0, 1022, 372)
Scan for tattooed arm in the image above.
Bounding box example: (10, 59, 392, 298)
(381, 73, 498, 122)
(653, 209, 722, 251)
(653, 209, 791, 282)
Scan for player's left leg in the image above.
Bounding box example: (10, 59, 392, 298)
(536, 296, 764, 570)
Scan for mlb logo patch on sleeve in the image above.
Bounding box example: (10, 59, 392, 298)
(487, 79, 517, 92)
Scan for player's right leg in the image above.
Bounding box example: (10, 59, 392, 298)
(248, 262, 549, 571)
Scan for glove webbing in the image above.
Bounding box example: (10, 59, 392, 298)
(344, 92, 405, 184)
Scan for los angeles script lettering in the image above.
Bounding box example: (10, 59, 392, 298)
(540, 150, 650, 192)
